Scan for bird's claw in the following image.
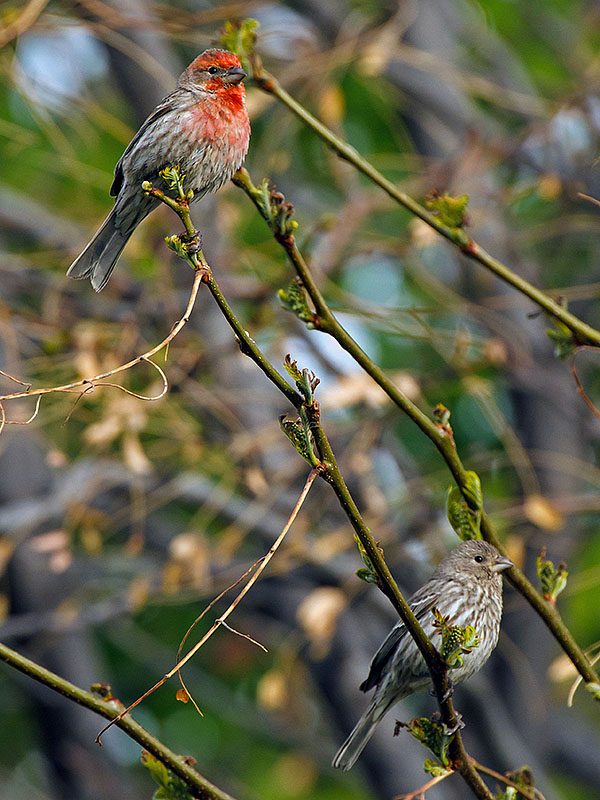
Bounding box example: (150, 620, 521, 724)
(429, 683, 454, 702)
(445, 711, 464, 735)
(181, 230, 202, 254)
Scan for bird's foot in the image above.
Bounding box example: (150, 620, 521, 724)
(181, 230, 202, 254)
(429, 683, 454, 702)
(445, 711, 464, 735)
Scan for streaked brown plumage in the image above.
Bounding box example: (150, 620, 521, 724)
(332, 540, 513, 771)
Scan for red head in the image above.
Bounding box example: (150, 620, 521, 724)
(179, 49, 247, 94)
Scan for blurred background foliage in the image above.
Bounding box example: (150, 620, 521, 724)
(1, 1, 600, 799)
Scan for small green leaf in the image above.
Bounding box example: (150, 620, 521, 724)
(536, 547, 568, 602)
(141, 751, 170, 788)
(462, 471, 483, 512)
(356, 567, 377, 584)
(546, 320, 575, 358)
(141, 751, 194, 800)
(425, 191, 469, 228)
(585, 681, 600, 701)
(220, 19, 259, 72)
(423, 758, 449, 777)
(432, 607, 479, 669)
(279, 279, 314, 326)
(446, 486, 482, 541)
(461, 625, 480, 652)
(402, 716, 454, 767)
(353, 534, 382, 585)
(282, 356, 320, 401)
(282, 354, 302, 383)
(279, 414, 317, 465)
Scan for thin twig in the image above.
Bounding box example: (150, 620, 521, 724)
(571, 347, 600, 418)
(253, 68, 600, 348)
(95, 467, 320, 743)
(0, 270, 203, 429)
(234, 165, 600, 691)
(394, 769, 454, 800)
(0, 641, 236, 800)
(470, 758, 546, 800)
(0, 369, 32, 388)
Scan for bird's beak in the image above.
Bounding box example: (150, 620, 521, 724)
(225, 66, 246, 85)
(491, 554, 513, 573)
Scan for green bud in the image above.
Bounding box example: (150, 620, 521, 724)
(356, 567, 377, 584)
(546, 320, 575, 358)
(403, 716, 453, 767)
(279, 279, 314, 325)
(536, 548, 568, 603)
(447, 485, 482, 541)
(423, 758, 449, 778)
(433, 607, 480, 669)
(279, 414, 316, 464)
(585, 682, 600, 701)
(219, 19, 259, 72)
(425, 191, 469, 228)
(462, 471, 483, 512)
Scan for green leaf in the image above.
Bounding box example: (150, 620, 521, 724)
(546, 320, 575, 358)
(585, 681, 600, 701)
(536, 547, 568, 602)
(282, 355, 320, 401)
(402, 716, 454, 767)
(462, 471, 483, 512)
(446, 485, 482, 541)
(219, 19, 259, 72)
(279, 414, 317, 465)
(353, 534, 382, 585)
(279, 279, 314, 326)
(432, 607, 479, 669)
(356, 567, 377, 584)
(141, 751, 194, 800)
(141, 751, 170, 788)
(423, 758, 449, 777)
(425, 191, 469, 228)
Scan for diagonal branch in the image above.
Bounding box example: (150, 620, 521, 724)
(0, 641, 236, 800)
(250, 66, 600, 349)
(143, 168, 494, 799)
(233, 166, 600, 692)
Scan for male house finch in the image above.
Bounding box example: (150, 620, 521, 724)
(67, 49, 250, 292)
(332, 540, 513, 771)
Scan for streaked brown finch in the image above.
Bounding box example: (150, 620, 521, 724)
(68, 49, 250, 292)
(333, 539, 513, 770)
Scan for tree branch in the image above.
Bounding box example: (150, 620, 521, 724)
(0, 641, 236, 800)
(233, 166, 600, 691)
(250, 66, 600, 349)
(143, 168, 494, 799)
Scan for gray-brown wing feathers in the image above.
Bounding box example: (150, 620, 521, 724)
(359, 591, 437, 692)
(110, 88, 192, 197)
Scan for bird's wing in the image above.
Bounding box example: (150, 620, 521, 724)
(110, 88, 190, 197)
(359, 592, 437, 692)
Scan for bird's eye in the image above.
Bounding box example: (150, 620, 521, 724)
(474, 555, 484, 563)
(207, 66, 219, 75)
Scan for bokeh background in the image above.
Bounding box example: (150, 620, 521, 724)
(2, 1, 600, 798)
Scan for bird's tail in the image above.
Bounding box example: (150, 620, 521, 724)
(332, 699, 389, 771)
(67, 206, 130, 292)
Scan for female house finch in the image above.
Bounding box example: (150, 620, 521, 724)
(68, 49, 250, 292)
(333, 540, 513, 771)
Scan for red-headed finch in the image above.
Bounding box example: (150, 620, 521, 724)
(333, 540, 513, 770)
(68, 49, 250, 291)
